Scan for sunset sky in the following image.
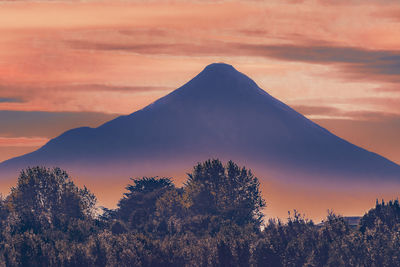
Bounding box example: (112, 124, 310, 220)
(1, 0, 400, 166)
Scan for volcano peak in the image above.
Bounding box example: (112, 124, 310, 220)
(203, 62, 236, 72)
(199, 63, 240, 78)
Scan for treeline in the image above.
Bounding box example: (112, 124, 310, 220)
(0, 159, 399, 266)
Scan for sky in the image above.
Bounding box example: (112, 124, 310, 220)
(1, 0, 400, 167)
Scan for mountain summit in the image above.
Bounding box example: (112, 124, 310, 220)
(146, 62, 269, 106)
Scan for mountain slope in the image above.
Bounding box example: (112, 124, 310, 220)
(1, 63, 400, 183)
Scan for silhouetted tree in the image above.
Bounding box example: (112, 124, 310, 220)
(113, 177, 173, 232)
(360, 199, 400, 232)
(6, 167, 96, 236)
(185, 159, 265, 228)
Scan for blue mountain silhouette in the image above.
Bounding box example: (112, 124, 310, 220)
(1, 63, 400, 182)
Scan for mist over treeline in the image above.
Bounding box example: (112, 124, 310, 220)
(0, 159, 399, 267)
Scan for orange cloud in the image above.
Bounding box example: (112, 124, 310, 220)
(0, 137, 48, 147)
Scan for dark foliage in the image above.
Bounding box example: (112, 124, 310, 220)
(360, 199, 400, 232)
(185, 159, 265, 229)
(111, 176, 174, 233)
(0, 161, 399, 266)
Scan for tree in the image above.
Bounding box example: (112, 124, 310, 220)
(359, 199, 400, 232)
(6, 166, 96, 235)
(184, 159, 265, 228)
(0, 195, 8, 233)
(113, 177, 174, 232)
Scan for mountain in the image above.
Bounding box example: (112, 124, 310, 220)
(1, 63, 399, 219)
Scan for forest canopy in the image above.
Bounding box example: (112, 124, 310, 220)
(0, 159, 399, 267)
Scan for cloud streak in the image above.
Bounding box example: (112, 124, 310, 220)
(0, 110, 118, 138)
(68, 39, 400, 84)
(0, 137, 48, 148)
(236, 44, 400, 84)
(0, 83, 171, 94)
(0, 98, 22, 103)
(294, 104, 400, 121)
(0, 82, 172, 114)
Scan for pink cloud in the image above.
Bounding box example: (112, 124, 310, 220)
(0, 137, 49, 147)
